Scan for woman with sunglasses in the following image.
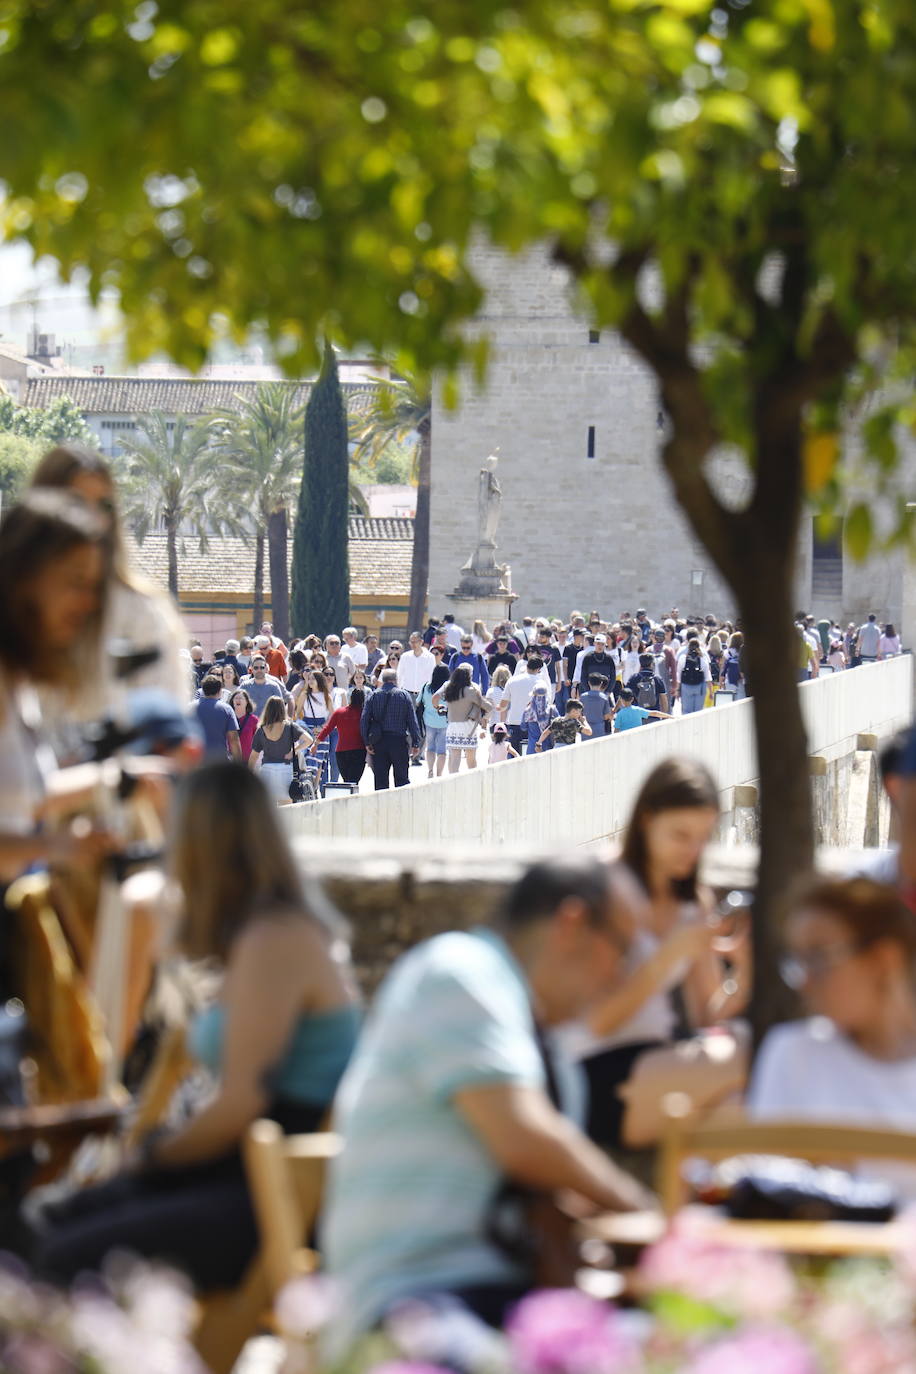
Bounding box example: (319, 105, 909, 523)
(749, 877, 916, 1154)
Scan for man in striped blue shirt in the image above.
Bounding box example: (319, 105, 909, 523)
(322, 857, 650, 1356)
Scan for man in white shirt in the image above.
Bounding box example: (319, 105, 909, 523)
(342, 626, 369, 669)
(442, 614, 465, 652)
(500, 656, 552, 755)
(396, 632, 436, 692)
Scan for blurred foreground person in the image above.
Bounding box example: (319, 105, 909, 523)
(750, 877, 916, 1149)
(31, 763, 359, 1289)
(322, 856, 652, 1357)
(29, 444, 188, 713)
(0, 491, 112, 886)
(555, 760, 750, 1150)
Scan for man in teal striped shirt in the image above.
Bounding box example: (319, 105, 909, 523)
(322, 857, 650, 1356)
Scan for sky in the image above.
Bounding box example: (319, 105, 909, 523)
(0, 241, 118, 354)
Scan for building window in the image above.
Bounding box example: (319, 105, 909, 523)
(812, 518, 843, 601)
(587, 425, 596, 459)
(588, 330, 600, 344)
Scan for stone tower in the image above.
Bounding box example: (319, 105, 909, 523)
(428, 243, 735, 622)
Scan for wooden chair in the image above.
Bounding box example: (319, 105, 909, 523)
(193, 1122, 342, 1374)
(657, 1106, 916, 1216)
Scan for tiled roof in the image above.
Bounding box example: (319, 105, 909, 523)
(124, 515, 413, 600)
(22, 375, 376, 415)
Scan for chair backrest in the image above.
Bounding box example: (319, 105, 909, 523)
(124, 1025, 191, 1149)
(657, 1106, 916, 1215)
(243, 1120, 342, 1296)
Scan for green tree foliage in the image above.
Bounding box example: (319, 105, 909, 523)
(4, 0, 916, 1028)
(0, 433, 43, 506)
(210, 383, 306, 639)
(351, 370, 432, 634)
(0, 394, 95, 446)
(292, 344, 350, 638)
(116, 412, 225, 597)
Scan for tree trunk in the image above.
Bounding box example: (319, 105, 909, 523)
(731, 546, 813, 1042)
(166, 520, 178, 599)
(267, 507, 290, 642)
(253, 529, 265, 631)
(407, 417, 431, 635)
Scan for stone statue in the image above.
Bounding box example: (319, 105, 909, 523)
(462, 449, 502, 576)
(477, 451, 502, 561)
(454, 448, 514, 603)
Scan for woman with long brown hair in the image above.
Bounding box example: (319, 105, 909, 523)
(555, 758, 751, 1151)
(0, 491, 113, 881)
(28, 444, 188, 712)
(248, 695, 313, 803)
(33, 762, 360, 1289)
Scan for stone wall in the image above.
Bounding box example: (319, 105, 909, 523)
(282, 657, 913, 854)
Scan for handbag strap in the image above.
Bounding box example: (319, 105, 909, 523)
(290, 724, 301, 776)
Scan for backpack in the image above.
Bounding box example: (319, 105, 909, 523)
(724, 649, 741, 687)
(636, 673, 657, 710)
(682, 650, 705, 686)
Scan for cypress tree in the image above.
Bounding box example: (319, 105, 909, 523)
(291, 342, 351, 638)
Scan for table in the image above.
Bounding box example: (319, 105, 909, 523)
(582, 1207, 909, 1257)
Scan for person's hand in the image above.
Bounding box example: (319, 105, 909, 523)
(284, 750, 293, 760)
(663, 920, 716, 966)
(309, 742, 318, 754)
(48, 820, 118, 871)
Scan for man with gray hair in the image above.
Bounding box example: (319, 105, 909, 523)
(325, 635, 356, 690)
(342, 626, 368, 669)
(360, 668, 421, 789)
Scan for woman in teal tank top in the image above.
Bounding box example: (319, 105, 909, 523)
(34, 762, 360, 1291)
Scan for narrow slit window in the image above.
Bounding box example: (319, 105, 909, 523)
(587, 425, 596, 459)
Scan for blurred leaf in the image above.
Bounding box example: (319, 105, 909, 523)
(803, 431, 839, 494)
(845, 503, 874, 561)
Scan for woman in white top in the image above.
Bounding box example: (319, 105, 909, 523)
(555, 758, 751, 1149)
(750, 877, 916, 1135)
(471, 619, 490, 656)
(879, 623, 901, 659)
(621, 630, 643, 683)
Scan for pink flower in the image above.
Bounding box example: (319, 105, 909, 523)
(639, 1213, 795, 1319)
(370, 1364, 453, 1374)
(275, 1274, 337, 1338)
(506, 1288, 642, 1374)
(682, 1327, 818, 1374)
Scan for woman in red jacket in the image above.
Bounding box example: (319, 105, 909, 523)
(310, 686, 366, 785)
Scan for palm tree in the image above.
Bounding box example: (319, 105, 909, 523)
(210, 384, 306, 639)
(117, 412, 222, 597)
(350, 369, 431, 634)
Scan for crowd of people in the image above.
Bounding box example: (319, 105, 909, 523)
(1, 440, 914, 1362)
(185, 605, 903, 795)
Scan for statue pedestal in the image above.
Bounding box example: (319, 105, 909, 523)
(446, 567, 517, 629)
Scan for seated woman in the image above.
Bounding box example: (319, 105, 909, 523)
(749, 876, 916, 1148)
(554, 758, 751, 1151)
(32, 762, 360, 1290)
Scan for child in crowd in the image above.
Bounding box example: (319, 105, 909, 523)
(612, 687, 671, 731)
(537, 699, 592, 750)
(578, 673, 615, 738)
(488, 722, 520, 763)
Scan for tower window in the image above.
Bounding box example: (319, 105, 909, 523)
(587, 425, 596, 459)
(588, 330, 600, 344)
